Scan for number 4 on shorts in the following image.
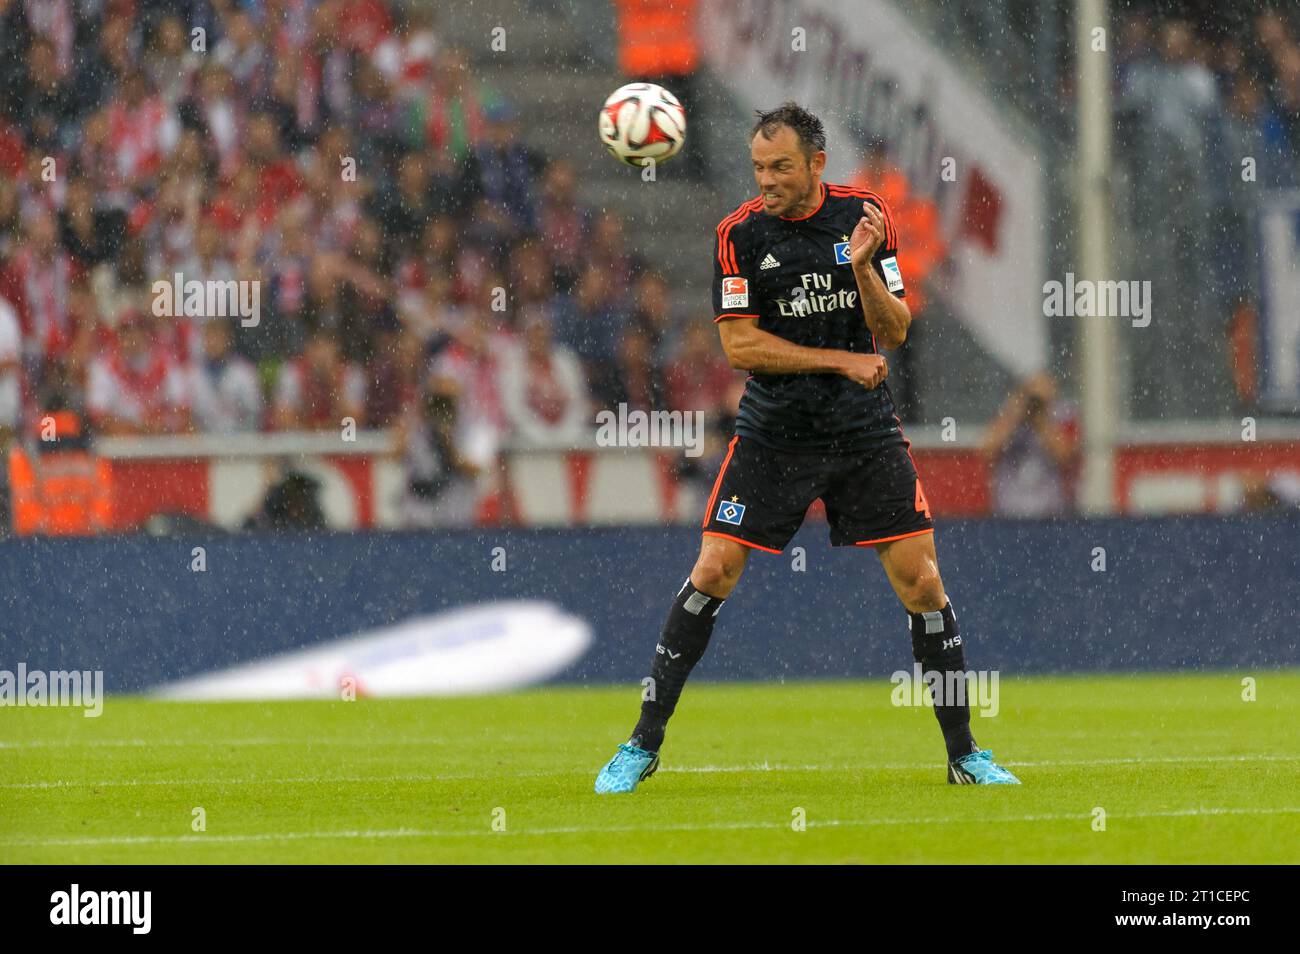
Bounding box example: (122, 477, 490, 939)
(914, 479, 931, 519)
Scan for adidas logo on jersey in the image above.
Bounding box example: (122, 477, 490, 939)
(759, 253, 781, 270)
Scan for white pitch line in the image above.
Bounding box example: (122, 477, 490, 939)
(1003, 755, 1300, 767)
(4, 806, 1299, 849)
(665, 754, 1300, 771)
(0, 728, 1285, 748)
(2, 773, 444, 790)
(3, 754, 1298, 790)
(0, 737, 456, 749)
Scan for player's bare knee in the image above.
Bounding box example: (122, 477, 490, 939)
(692, 551, 744, 597)
(691, 558, 739, 597)
(902, 568, 945, 612)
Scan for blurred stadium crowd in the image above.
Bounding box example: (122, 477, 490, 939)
(917, 1, 1300, 420)
(0, 0, 740, 467)
(1113, 6, 1300, 418)
(0, 0, 1297, 533)
(1114, 7, 1299, 192)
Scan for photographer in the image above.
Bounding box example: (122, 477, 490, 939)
(982, 373, 1080, 517)
(397, 375, 483, 528)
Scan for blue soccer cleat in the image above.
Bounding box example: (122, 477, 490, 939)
(949, 749, 1021, 785)
(594, 740, 660, 794)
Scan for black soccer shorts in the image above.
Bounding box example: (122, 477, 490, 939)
(701, 431, 935, 552)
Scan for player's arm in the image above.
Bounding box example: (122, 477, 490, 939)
(718, 317, 887, 388)
(849, 200, 911, 350)
(712, 214, 886, 388)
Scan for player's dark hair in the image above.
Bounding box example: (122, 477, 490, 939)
(751, 102, 827, 160)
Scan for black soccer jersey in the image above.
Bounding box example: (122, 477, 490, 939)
(711, 181, 908, 453)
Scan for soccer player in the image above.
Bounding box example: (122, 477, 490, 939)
(595, 103, 1019, 791)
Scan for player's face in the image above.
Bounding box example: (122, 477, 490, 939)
(751, 126, 824, 217)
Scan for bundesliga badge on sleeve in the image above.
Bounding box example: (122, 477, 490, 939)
(721, 277, 749, 309)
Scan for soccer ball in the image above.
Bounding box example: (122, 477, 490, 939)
(598, 83, 686, 167)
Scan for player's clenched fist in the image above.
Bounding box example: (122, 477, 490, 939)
(836, 352, 888, 389)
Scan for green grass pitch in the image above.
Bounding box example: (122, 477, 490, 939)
(2, 671, 1297, 864)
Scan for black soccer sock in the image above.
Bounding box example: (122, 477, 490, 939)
(630, 579, 726, 753)
(908, 601, 979, 763)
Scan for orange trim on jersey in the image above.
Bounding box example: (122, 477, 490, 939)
(889, 411, 932, 519)
(716, 197, 763, 273)
(778, 181, 827, 221)
(731, 197, 764, 270)
(829, 184, 897, 248)
(853, 528, 935, 547)
(830, 185, 893, 248)
(892, 413, 923, 477)
(702, 435, 740, 529)
(715, 207, 746, 272)
(829, 189, 897, 249)
(714, 312, 758, 323)
(702, 531, 783, 554)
